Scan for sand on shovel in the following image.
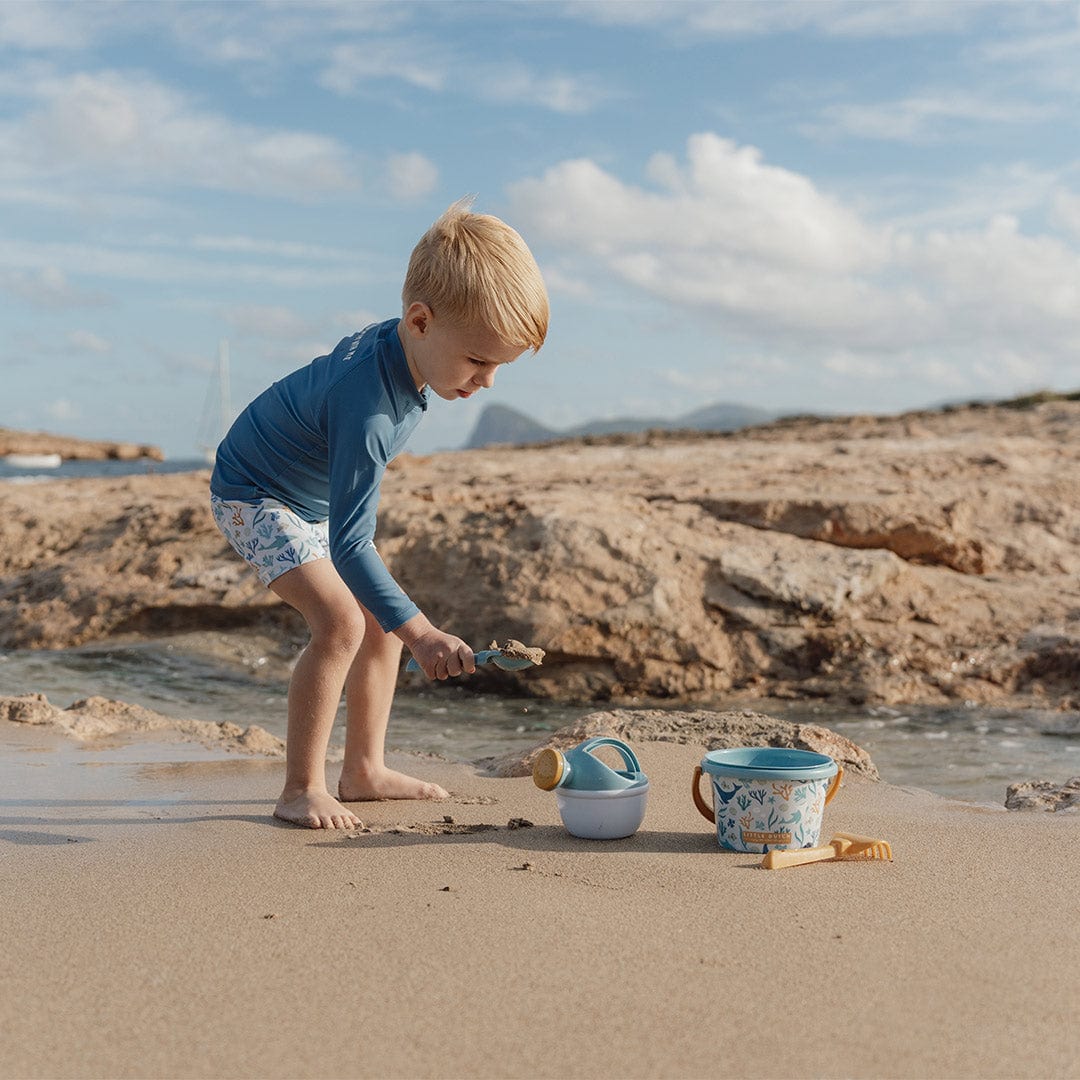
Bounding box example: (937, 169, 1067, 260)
(489, 639, 546, 665)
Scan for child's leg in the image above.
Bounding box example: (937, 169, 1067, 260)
(338, 605, 449, 802)
(268, 559, 367, 829)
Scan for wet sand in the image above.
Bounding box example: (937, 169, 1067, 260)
(2, 719, 1078, 1080)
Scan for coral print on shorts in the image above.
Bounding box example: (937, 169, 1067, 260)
(209, 496, 330, 588)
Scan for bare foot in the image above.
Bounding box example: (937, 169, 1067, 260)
(338, 766, 449, 803)
(274, 788, 362, 829)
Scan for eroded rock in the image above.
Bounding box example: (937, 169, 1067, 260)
(1004, 777, 1080, 812)
(0, 692, 284, 757)
(486, 707, 879, 781)
(2, 399, 1080, 707)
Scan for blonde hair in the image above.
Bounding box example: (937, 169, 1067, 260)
(402, 197, 548, 351)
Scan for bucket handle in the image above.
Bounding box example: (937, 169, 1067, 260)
(578, 737, 642, 775)
(692, 764, 844, 823)
(824, 765, 844, 804)
(692, 766, 713, 822)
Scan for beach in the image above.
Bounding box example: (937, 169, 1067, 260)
(3, 719, 1078, 1080)
(3, 401, 1080, 1078)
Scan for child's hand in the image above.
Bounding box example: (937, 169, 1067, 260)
(395, 613, 477, 679)
(398, 622, 476, 680)
(413, 634, 476, 680)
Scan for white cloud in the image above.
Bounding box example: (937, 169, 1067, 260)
(0, 2, 109, 49)
(0, 266, 109, 308)
(383, 152, 439, 201)
(45, 398, 79, 421)
(319, 38, 611, 113)
(807, 92, 1054, 143)
(0, 237, 371, 290)
(564, 0, 1006, 38)
(507, 133, 1080, 388)
(526, 134, 889, 273)
(3, 69, 357, 198)
(871, 162, 1063, 232)
(974, 15, 1080, 69)
(660, 357, 793, 395)
(475, 62, 611, 114)
(67, 329, 111, 353)
(190, 235, 359, 262)
(540, 265, 594, 300)
(319, 40, 446, 94)
(1053, 188, 1080, 240)
(822, 350, 891, 379)
(220, 305, 317, 340)
(509, 133, 902, 347)
(909, 215, 1080, 344)
(334, 309, 385, 333)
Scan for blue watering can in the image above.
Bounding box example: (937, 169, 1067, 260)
(532, 736, 646, 792)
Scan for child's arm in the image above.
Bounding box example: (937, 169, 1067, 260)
(395, 612, 476, 680)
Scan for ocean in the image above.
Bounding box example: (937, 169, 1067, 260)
(2, 455, 1077, 806)
(0, 455, 208, 482)
(1, 637, 1076, 808)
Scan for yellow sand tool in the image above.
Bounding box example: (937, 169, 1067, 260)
(760, 832, 893, 870)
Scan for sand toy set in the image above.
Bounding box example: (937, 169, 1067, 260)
(530, 735, 892, 866)
(414, 637, 891, 864)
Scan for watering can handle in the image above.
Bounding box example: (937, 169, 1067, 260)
(577, 736, 641, 774)
(691, 766, 714, 822)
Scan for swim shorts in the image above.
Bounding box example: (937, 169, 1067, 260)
(209, 494, 330, 586)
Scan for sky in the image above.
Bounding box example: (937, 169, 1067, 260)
(2, 0, 1080, 460)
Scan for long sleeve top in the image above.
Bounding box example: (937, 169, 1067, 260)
(210, 318, 427, 632)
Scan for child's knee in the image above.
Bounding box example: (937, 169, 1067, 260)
(312, 608, 368, 656)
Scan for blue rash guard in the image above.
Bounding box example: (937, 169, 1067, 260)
(210, 319, 428, 632)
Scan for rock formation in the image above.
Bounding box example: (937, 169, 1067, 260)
(0, 692, 284, 755)
(486, 707, 879, 780)
(1004, 777, 1080, 812)
(1, 398, 1078, 709)
(0, 427, 163, 461)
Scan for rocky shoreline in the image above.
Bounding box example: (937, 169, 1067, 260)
(1, 398, 1078, 712)
(0, 426, 163, 461)
(6, 689, 1080, 811)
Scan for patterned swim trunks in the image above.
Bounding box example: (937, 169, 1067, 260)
(209, 495, 330, 587)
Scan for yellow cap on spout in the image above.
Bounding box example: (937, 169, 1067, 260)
(532, 748, 565, 790)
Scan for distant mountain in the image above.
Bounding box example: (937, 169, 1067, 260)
(465, 404, 559, 448)
(464, 401, 776, 449)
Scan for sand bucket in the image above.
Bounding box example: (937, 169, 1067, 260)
(692, 748, 843, 853)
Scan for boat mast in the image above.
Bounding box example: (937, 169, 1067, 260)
(197, 338, 232, 463)
(217, 339, 231, 442)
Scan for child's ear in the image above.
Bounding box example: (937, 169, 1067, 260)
(402, 301, 432, 337)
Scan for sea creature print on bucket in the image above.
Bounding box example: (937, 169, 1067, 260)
(692, 747, 843, 853)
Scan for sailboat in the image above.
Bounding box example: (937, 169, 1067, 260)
(196, 339, 232, 464)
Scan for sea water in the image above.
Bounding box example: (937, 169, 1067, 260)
(1, 640, 1077, 807)
(0, 457, 207, 482)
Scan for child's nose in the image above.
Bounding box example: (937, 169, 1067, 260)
(475, 367, 496, 388)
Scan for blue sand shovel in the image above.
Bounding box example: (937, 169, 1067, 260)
(405, 648, 540, 674)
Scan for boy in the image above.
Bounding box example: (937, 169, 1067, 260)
(209, 199, 549, 829)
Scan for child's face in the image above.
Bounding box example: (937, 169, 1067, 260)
(400, 304, 525, 402)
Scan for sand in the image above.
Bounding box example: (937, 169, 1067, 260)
(492, 640, 546, 665)
(2, 720, 1078, 1080)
